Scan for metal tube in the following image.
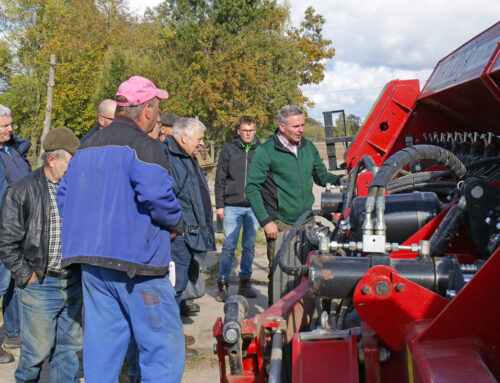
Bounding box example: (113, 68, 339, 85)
(268, 330, 283, 383)
(362, 187, 378, 234)
(375, 187, 387, 235)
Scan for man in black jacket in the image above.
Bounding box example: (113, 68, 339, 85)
(215, 115, 260, 302)
(0, 104, 31, 363)
(0, 127, 82, 382)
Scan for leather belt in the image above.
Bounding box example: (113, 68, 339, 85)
(47, 270, 76, 279)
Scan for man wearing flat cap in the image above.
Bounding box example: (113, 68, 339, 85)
(159, 112, 180, 143)
(0, 127, 83, 382)
(57, 76, 184, 382)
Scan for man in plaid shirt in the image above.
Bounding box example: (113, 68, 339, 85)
(0, 127, 82, 382)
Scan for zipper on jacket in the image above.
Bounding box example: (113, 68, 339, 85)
(243, 150, 249, 201)
(295, 155, 305, 213)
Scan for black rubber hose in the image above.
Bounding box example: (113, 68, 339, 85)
(278, 210, 321, 277)
(371, 145, 467, 189)
(388, 181, 457, 194)
(387, 170, 452, 190)
(430, 201, 467, 257)
(332, 155, 378, 242)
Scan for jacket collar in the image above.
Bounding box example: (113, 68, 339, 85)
(8, 135, 31, 156)
(231, 135, 260, 149)
(272, 129, 306, 153)
(166, 135, 191, 158)
(111, 115, 145, 133)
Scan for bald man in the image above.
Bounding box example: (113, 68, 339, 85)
(80, 99, 117, 143)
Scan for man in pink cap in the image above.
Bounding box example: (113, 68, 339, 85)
(57, 76, 185, 382)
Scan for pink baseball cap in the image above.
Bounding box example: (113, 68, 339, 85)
(115, 76, 169, 106)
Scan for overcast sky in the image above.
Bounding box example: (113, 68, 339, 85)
(129, 0, 500, 123)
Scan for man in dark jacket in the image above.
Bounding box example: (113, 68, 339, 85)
(0, 104, 31, 363)
(246, 105, 340, 305)
(57, 76, 184, 382)
(0, 127, 82, 382)
(214, 115, 260, 302)
(164, 116, 215, 314)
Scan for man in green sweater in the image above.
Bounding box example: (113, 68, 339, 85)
(246, 105, 339, 304)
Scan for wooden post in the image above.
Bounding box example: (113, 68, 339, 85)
(38, 54, 56, 166)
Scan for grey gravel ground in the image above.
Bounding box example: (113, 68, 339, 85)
(0, 150, 345, 382)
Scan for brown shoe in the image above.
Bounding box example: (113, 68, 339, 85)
(238, 277, 257, 298)
(185, 335, 195, 346)
(216, 280, 229, 302)
(186, 347, 198, 357)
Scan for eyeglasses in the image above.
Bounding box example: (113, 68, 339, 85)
(240, 129, 256, 134)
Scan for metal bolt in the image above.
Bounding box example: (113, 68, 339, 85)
(485, 217, 492, 224)
(460, 264, 478, 273)
(375, 281, 390, 295)
(224, 328, 238, 343)
(213, 344, 218, 354)
(361, 286, 370, 295)
(379, 347, 391, 362)
(496, 222, 500, 231)
(395, 283, 404, 292)
(471, 185, 484, 199)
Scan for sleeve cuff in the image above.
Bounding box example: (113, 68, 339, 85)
(260, 216, 273, 227)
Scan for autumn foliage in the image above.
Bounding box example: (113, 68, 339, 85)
(0, 0, 335, 154)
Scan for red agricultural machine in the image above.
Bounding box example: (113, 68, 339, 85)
(213, 21, 500, 382)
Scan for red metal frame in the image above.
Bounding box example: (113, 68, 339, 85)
(214, 21, 500, 383)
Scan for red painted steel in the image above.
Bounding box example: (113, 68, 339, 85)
(292, 333, 359, 383)
(360, 322, 381, 383)
(346, 80, 420, 171)
(414, 246, 500, 380)
(354, 265, 448, 350)
(215, 21, 500, 383)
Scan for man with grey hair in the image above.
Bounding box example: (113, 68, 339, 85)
(246, 105, 340, 305)
(0, 127, 82, 381)
(0, 104, 31, 363)
(164, 117, 216, 356)
(80, 99, 117, 143)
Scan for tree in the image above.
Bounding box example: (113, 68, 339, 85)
(334, 113, 362, 137)
(303, 117, 324, 141)
(0, 0, 336, 154)
(145, 0, 335, 144)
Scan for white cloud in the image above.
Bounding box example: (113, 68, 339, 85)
(127, 0, 163, 16)
(301, 61, 432, 121)
(128, 0, 499, 122)
(288, 0, 500, 121)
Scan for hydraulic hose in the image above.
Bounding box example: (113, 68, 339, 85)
(371, 145, 467, 189)
(430, 197, 467, 257)
(278, 210, 322, 277)
(342, 155, 378, 217)
(387, 170, 452, 192)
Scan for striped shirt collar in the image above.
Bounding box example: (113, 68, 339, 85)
(276, 129, 298, 157)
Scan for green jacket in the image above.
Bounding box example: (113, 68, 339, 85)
(246, 131, 339, 226)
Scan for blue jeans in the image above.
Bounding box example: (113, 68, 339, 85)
(81, 265, 185, 383)
(218, 206, 259, 281)
(171, 236, 202, 306)
(0, 261, 20, 339)
(15, 274, 83, 383)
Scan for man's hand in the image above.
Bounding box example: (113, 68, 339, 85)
(263, 221, 278, 240)
(27, 272, 37, 285)
(216, 208, 224, 222)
